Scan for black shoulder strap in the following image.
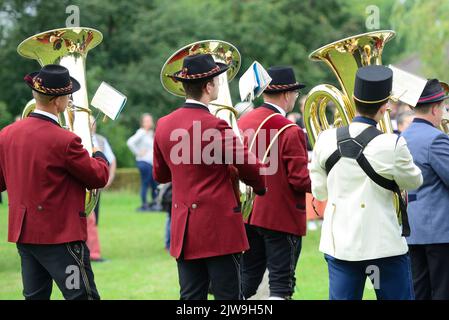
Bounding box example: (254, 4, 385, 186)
(324, 127, 346, 174)
(324, 125, 410, 236)
(325, 126, 381, 174)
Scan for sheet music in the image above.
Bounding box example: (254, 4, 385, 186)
(91, 82, 127, 120)
(389, 65, 427, 107)
(239, 61, 271, 102)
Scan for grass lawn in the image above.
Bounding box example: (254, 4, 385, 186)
(0, 191, 376, 300)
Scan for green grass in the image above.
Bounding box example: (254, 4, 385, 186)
(0, 191, 376, 300)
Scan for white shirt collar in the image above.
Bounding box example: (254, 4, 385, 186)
(265, 102, 287, 117)
(185, 99, 209, 109)
(33, 109, 59, 123)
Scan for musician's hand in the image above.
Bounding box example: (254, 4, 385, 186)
(92, 150, 110, 166)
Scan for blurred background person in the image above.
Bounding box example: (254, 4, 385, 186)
(87, 116, 117, 262)
(287, 112, 303, 128)
(388, 101, 413, 133)
(396, 110, 415, 134)
(155, 182, 172, 252)
(127, 113, 159, 212)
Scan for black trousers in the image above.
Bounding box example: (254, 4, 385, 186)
(409, 243, 449, 300)
(17, 241, 100, 300)
(177, 253, 241, 300)
(240, 224, 302, 299)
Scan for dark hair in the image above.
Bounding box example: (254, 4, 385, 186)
(182, 79, 214, 100)
(354, 100, 385, 118)
(414, 101, 442, 115)
(263, 90, 294, 98)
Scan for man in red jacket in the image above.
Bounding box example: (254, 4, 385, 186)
(238, 66, 311, 299)
(154, 54, 266, 300)
(0, 64, 109, 300)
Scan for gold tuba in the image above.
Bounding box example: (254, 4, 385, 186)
(160, 40, 254, 217)
(439, 82, 449, 133)
(303, 30, 408, 218)
(17, 27, 103, 214)
(303, 30, 396, 147)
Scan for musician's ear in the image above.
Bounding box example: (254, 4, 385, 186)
(204, 79, 214, 94)
(431, 102, 443, 116)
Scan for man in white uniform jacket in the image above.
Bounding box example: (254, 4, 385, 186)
(310, 65, 423, 300)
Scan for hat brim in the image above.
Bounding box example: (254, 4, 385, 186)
(171, 63, 229, 83)
(264, 82, 306, 93)
(416, 94, 449, 106)
(24, 71, 81, 96)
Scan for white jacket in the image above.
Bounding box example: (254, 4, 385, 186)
(310, 122, 423, 261)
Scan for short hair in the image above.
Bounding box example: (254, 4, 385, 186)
(182, 79, 213, 100)
(354, 100, 385, 118)
(396, 110, 415, 126)
(263, 91, 286, 99)
(414, 101, 442, 115)
(32, 91, 54, 105)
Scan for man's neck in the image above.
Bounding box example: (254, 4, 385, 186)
(414, 115, 437, 127)
(35, 105, 58, 117)
(264, 101, 287, 116)
(356, 113, 381, 122)
(186, 96, 210, 106)
(264, 100, 287, 112)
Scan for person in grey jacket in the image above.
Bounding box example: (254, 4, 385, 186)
(401, 79, 449, 300)
(127, 113, 158, 211)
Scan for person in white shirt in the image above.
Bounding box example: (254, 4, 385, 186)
(127, 113, 158, 211)
(87, 116, 116, 262)
(310, 65, 423, 300)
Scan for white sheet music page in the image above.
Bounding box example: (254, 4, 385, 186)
(389, 65, 427, 107)
(91, 82, 127, 120)
(239, 61, 271, 102)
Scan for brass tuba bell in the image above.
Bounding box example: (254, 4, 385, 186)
(303, 30, 396, 147)
(17, 27, 103, 214)
(303, 30, 407, 218)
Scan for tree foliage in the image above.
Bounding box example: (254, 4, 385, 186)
(0, 0, 394, 166)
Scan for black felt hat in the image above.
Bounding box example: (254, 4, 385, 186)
(24, 64, 80, 96)
(353, 65, 392, 105)
(264, 66, 305, 93)
(171, 54, 229, 82)
(416, 79, 449, 106)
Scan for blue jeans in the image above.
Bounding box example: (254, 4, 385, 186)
(136, 161, 158, 206)
(325, 253, 415, 300)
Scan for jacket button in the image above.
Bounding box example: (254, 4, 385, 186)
(191, 203, 197, 209)
(174, 204, 178, 209)
(37, 205, 43, 211)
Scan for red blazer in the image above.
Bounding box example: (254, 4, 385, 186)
(238, 104, 311, 236)
(153, 103, 266, 260)
(0, 113, 109, 244)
